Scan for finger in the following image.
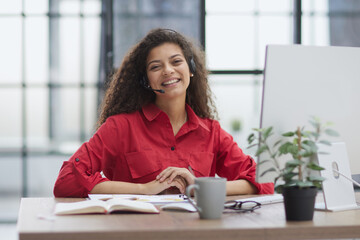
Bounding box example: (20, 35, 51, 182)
(160, 169, 175, 182)
(156, 168, 167, 180)
(169, 170, 195, 185)
(184, 173, 196, 185)
(167, 170, 182, 184)
(160, 167, 184, 183)
(177, 176, 187, 187)
(156, 168, 174, 182)
(171, 178, 186, 194)
(159, 169, 176, 182)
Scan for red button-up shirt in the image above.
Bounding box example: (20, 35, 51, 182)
(53, 103, 274, 197)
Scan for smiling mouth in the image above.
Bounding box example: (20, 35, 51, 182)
(162, 79, 180, 86)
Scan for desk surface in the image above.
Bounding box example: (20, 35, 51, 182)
(17, 193, 360, 240)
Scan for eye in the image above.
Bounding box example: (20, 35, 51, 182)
(173, 58, 183, 65)
(149, 65, 160, 71)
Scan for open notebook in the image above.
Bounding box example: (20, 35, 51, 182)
(88, 194, 188, 204)
(54, 198, 159, 215)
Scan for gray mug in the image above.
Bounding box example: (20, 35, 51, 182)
(185, 177, 226, 219)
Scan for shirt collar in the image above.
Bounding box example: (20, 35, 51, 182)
(142, 103, 162, 122)
(142, 103, 210, 132)
(185, 104, 210, 132)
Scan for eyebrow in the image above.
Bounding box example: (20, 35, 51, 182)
(147, 54, 183, 67)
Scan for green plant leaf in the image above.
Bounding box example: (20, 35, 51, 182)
(255, 145, 268, 156)
(282, 166, 296, 174)
(301, 144, 312, 153)
(274, 185, 283, 194)
(246, 143, 259, 149)
(302, 140, 317, 150)
(309, 119, 320, 130)
(319, 140, 331, 146)
(307, 175, 326, 182)
(307, 162, 325, 171)
(263, 126, 273, 139)
(285, 159, 302, 167)
(282, 172, 297, 182)
(279, 142, 298, 155)
(273, 139, 283, 148)
(274, 175, 282, 184)
(247, 133, 255, 144)
(324, 128, 340, 137)
(310, 132, 320, 138)
(296, 181, 314, 188)
(282, 131, 295, 137)
(283, 180, 298, 187)
(313, 181, 323, 189)
(301, 131, 311, 138)
(299, 150, 314, 158)
(257, 159, 273, 166)
(259, 167, 277, 177)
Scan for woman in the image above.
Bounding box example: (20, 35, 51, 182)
(53, 28, 274, 197)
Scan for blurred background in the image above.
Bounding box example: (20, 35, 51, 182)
(1, 0, 360, 237)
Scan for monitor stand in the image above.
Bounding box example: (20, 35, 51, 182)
(315, 142, 360, 212)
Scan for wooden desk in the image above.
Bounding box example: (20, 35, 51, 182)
(17, 193, 360, 240)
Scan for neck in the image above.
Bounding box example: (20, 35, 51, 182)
(156, 95, 186, 119)
(156, 97, 187, 135)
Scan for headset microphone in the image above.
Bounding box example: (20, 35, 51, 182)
(144, 85, 165, 94)
(140, 76, 165, 93)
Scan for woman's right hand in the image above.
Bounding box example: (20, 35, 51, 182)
(142, 176, 187, 195)
(156, 167, 195, 186)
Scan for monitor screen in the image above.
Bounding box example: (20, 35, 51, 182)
(257, 44, 360, 183)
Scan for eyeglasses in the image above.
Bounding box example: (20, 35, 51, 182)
(224, 200, 261, 212)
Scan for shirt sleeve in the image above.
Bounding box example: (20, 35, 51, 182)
(53, 117, 120, 197)
(215, 123, 274, 194)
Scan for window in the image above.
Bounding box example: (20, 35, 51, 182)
(206, 0, 293, 147)
(0, 0, 102, 222)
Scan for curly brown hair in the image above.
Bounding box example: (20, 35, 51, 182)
(97, 28, 218, 129)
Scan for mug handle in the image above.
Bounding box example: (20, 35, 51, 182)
(185, 184, 201, 213)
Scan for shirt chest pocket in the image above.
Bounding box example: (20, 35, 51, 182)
(125, 151, 161, 179)
(189, 152, 214, 177)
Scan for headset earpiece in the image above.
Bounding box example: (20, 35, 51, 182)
(140, 76, 148, 88)
(189, 57, 196, 74)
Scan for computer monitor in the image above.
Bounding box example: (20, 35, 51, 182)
(258, 44, 360, 183)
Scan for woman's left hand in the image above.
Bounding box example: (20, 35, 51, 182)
(156, 167, 196, 186)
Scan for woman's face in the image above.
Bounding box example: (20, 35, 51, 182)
(146, 43, 191, 99)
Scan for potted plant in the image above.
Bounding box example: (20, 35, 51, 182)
(247, 116, 339, 221)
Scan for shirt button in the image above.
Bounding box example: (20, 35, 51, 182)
(75, 158, 80, 162)
(171, 146, 175, 151)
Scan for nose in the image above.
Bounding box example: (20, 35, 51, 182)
(162, 63, 174, 76)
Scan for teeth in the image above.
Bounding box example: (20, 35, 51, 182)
(163, 79, 179, 85)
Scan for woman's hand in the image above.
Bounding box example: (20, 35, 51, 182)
(142, 176, 187, 195)
(156, 167, 195, 186)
